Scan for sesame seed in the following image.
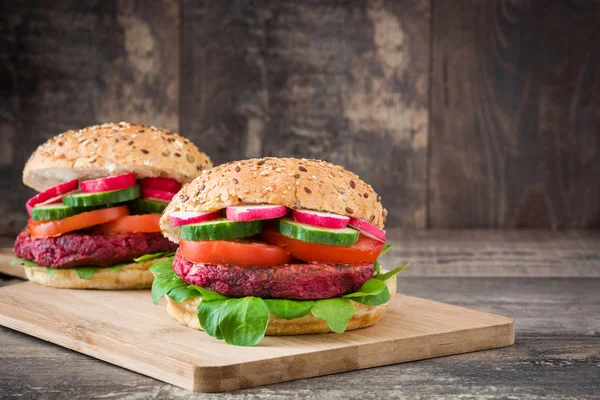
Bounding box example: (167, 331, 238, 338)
(162, 149, 170, 156)
(377, 195, 381, 202)
(128, 141, 134, 145)
(294, 173, 300, 178)
(304, 187, 312, 194)
(350, 180, 356, 189)
(370, 215, 375, 222)
(364, 193, 369, 198)
(139, 129, 145, 133)
(200, 184, 205, 191)
(234, 166, 241, 172)
(196, 166, 201, 171)
(179, 194, 189, 202)
(257, 160, 265, 165)
(58, 142, 63, 147)
(186, 154, 195, 163)
(298, 166, 307, 172)
(345, 207, 354, 214)
(140, 149, 149, 154)
(232, 178, 238, 184)
(174, 152, 181, 157)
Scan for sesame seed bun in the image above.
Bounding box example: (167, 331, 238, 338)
(161, 157, 387, 242)
(23, 122, 213, 192)
(165, 275, 397, 335)
(23, 257, 169, 289)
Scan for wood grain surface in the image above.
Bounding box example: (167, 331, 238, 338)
(180, 0, 430, 228)
(0, 0, 180, 235)
(0, 281, 513, 392)
(0, 274, 597, 399)
(429, 0, 600, 228)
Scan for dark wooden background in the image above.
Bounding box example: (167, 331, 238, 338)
(1, 0, 599, 234)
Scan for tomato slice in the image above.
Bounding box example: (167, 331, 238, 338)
(180, 239, 294, 267)
(261, 229, 384, 263)
(93, 214, 161, 234)
(28, 206, 129, 238)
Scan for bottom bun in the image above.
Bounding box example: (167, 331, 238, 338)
(165, 275, 397, 335)
(24, 257, 169, 289)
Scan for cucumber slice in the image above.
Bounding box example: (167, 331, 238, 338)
(180, 219, 262, 241)
(63, 185, 140, 207)
(131, 199, 168, 214)
(31, 204, 84, 221)
(278, 218, 359, 246)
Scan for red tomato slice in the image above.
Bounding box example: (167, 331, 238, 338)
(180, 239, 294, 267)
(28, 206, 129, 238)
(93, 214, 161, 234)
(261, 229, 384, 263)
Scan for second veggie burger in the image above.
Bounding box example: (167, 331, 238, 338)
(13, 122, 212, 289)
(153, 157, 408, 346)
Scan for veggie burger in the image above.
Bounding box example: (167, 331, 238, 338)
(13, 122, 212, 289)
(152, 157, 408, 346)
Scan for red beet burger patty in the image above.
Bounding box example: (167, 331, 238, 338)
(172, 250, 374, 300)
(14, 228, 178, 269)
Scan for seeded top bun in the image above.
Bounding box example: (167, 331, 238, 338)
(23, 122, 213, 192)
(161, 157, 387, 242)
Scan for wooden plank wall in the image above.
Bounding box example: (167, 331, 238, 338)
(0, 0, 598, 234)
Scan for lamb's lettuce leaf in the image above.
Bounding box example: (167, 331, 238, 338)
(12, 250, 172, 281)
(149, 245, 409, 346)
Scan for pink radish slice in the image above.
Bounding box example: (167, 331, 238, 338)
(26, 179, 79, 216)
(226, 205, 288, 222)
(168, 210, 222, 227)
(141, 189, 176, 203)
(139, 177, 181, 193)
(348, 217, 386, 243)
(81, 172, 136, 193)
(292, 209, 350, 229)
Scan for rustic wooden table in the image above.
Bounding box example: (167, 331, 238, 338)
(0, 230, 598, 399)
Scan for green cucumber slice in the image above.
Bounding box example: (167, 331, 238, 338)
(30, 204, 84, 221)
(131, 199, 168, 214)
(63, 185, 140, 207)
(278, 218, 359, 246)
(180, 219, 262, 241)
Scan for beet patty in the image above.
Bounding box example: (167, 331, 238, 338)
(14, 228, 178, 269)
(172, 250, 374, 300)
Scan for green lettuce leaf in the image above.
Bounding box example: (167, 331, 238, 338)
(74, 267, 100, 280)
(310, 298, 356, 333)
(342, 279, 386, 298)
(12, 257, 41, 268)
(188, 285, 229, 301)
(352, 286, 391, 306)
(264, 299, 314, 320)
(134, 251, 176, 263)
(168, 286, 202, 303)
(198, 297, 270, 346)
(47, 268, 58, 277)
(375, 263, 409, 281)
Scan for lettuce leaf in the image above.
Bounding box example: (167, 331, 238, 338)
(12, 251, 173, 281)
(149, 246, 409, 346)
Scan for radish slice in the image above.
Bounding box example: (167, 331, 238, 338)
(26, 179, 79, 216)
(141, 189, 176, 203)
(81, 173, 136, 193)
(139, 177, 181, 193)
(168, 210, 222, 227)
(226, 205, 288, 222)
(292, 209, 350, 229)
(348, 217, 386, 243)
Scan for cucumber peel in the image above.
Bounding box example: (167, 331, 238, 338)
(278, 218, 359, 246)
(180, 219, 262, 241)
(63, 185, 140, 207)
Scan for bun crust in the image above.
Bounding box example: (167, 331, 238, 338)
(161, 157, 386, 242)
(24, 257, 168, 289)
(24, 122, 213, 192)
(165, 275, 397, 336)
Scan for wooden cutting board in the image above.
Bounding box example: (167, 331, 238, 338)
(0, 282, 514, 392)
(0, 247, 27, 279)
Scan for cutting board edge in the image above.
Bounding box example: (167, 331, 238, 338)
(190, 321, 515, 392)
(0, 311, 198, 391)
